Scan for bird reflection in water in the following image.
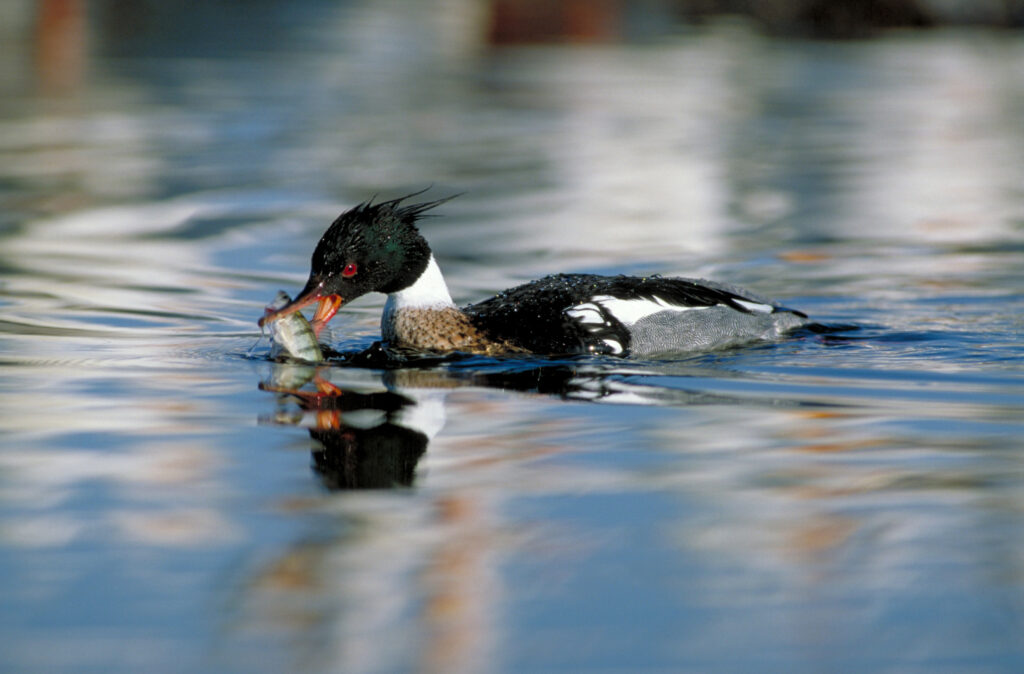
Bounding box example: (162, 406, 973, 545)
(256, 342, 682, 490)
(249, 354, 499, 673)
(259, 356, 448, 490)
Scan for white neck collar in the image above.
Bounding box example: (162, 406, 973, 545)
(383, 255, 454, 312)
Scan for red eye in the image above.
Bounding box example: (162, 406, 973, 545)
(341, 263, 358, 278)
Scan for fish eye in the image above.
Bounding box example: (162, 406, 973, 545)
(342, 263, 358, 278)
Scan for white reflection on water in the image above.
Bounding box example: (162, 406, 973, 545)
(1, 3, 1024, 672)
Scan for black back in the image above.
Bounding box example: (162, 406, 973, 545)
(465, 273, 802, 355)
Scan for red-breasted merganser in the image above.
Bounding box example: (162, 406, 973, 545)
(259, 194, 810, 357)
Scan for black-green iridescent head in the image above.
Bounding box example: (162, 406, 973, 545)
(259, 192, 453, 332)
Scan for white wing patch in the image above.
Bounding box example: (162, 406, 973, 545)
(602, 338, 624, 354)
(565, 303, 605, 325)
(586, 294, 709, 326)
(565, 301, 624, 354)
(734, 298, 774, 314)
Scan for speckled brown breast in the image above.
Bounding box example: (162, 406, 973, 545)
(384, 307, 527, 356)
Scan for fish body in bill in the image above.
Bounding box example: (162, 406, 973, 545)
(264, 291, 324, 362)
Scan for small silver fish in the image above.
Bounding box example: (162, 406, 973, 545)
(263, 291, 324, 362)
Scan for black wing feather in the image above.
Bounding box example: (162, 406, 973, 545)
(464, 273, 803, 355)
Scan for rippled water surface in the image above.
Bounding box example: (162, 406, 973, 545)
(2, 3, 1023, 672)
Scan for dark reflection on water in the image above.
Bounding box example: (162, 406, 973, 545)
(256, 355, 742, 489)
(2, 1, 1024, 673)
(260, 362, 430, 489)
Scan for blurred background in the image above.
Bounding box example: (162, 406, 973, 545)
(1, 1, 1023, 673)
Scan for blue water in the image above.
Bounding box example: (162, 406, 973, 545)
(1, 3, 1023, 672)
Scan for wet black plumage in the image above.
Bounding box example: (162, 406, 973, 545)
(464, 273, 807, 355)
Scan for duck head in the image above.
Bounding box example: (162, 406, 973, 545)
(260, 193, 452, 336)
